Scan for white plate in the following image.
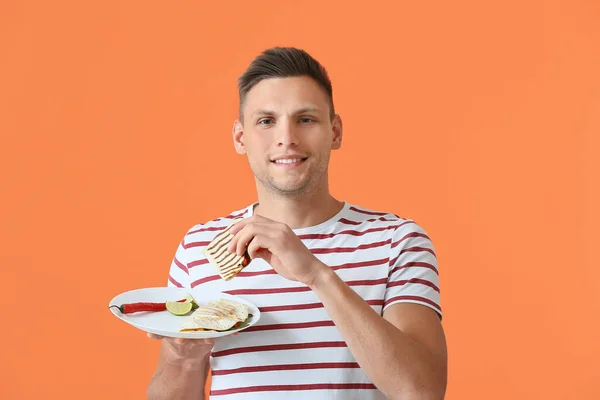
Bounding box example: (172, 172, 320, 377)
(108, 287, 261, 339)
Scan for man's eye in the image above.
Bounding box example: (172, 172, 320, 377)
(300, 117, 314, 123)
(258, 118, 274, 125)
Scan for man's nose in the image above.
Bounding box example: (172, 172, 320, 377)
(277, 119, 300, 146)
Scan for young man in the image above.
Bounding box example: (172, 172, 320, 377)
(147, 47, 447, 400)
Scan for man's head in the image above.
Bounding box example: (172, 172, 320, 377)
(232, 47, 342, 197)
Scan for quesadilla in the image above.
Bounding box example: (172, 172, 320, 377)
(179, 298, 251, 332)
(203, 217, 251, 280)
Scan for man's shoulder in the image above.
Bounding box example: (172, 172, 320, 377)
(341, 202, 408, 225)
(181, 204, 254, 246)
(341, 202, 428, 237)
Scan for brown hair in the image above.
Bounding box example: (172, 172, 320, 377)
(237, 47, 335, 121)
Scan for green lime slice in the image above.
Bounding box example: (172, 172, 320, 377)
(184, 293, 199, 309)
(166, 300, 193, 316)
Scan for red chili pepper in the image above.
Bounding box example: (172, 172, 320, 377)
(110, 298, 187, 314)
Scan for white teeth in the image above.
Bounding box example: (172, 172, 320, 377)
(274, 158, 303, 164)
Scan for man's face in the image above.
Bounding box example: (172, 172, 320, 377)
(233, 76, 342, 196)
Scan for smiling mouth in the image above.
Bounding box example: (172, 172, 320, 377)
(271, 157, 308, 164)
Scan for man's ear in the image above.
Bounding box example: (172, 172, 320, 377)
(233, 119, 246, 155)
(331, 114, 343, 150)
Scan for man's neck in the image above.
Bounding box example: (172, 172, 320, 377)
(253, 184, 344, 230)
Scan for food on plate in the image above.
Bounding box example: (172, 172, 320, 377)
(166, 300, 193, 316)
(203, 217, 251, 280)
(180, 298, 252, 332)
(110, 295, 199, 314)
(183, 293, 200, 309)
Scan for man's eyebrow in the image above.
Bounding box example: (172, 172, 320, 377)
(293, 106, 320, 114)
(251, 109, 276, 117)
(251, 107, 321, 117)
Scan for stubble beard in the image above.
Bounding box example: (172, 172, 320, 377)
(252, 154, 331, 198)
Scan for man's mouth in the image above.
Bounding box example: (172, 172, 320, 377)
(272, 157, 307, 164)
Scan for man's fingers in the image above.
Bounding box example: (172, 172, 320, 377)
(229, 215, 274, 234)
(247, 235, 271, 259)
(229, 218, 250, 234)
(147, 333, 164, 340)
(230, 223, 275, 256)
(148, 331, 220, 348)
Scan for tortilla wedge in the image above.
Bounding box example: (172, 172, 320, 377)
(203, 218, 251, 281)
(179, 298, 250, 332)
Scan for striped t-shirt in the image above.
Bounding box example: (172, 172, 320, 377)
(167, 201, 442, 399)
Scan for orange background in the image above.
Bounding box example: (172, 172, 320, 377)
(1, 0, 599, 399)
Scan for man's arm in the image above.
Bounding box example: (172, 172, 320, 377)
(147, 336, 213, 400)
(310, 268, 447, 400)
(227, 215, 448, 399)
(147, 231, 213, 399)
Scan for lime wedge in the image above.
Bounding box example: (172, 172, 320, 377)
(166, 300, 193, 316)
(184, 293, 199, 309)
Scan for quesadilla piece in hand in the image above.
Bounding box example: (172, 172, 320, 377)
(180, 298, 250, 332)
(203, 217, 251, 280)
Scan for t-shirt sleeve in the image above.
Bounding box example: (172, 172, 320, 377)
(166, 235, 191, 289)
(384, 220, 442, 319)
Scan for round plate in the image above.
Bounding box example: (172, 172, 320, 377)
(108, 287, 261, 339)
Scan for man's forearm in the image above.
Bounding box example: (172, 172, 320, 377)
(147, 350, 209, 400)
(309, 266, 445, 399)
